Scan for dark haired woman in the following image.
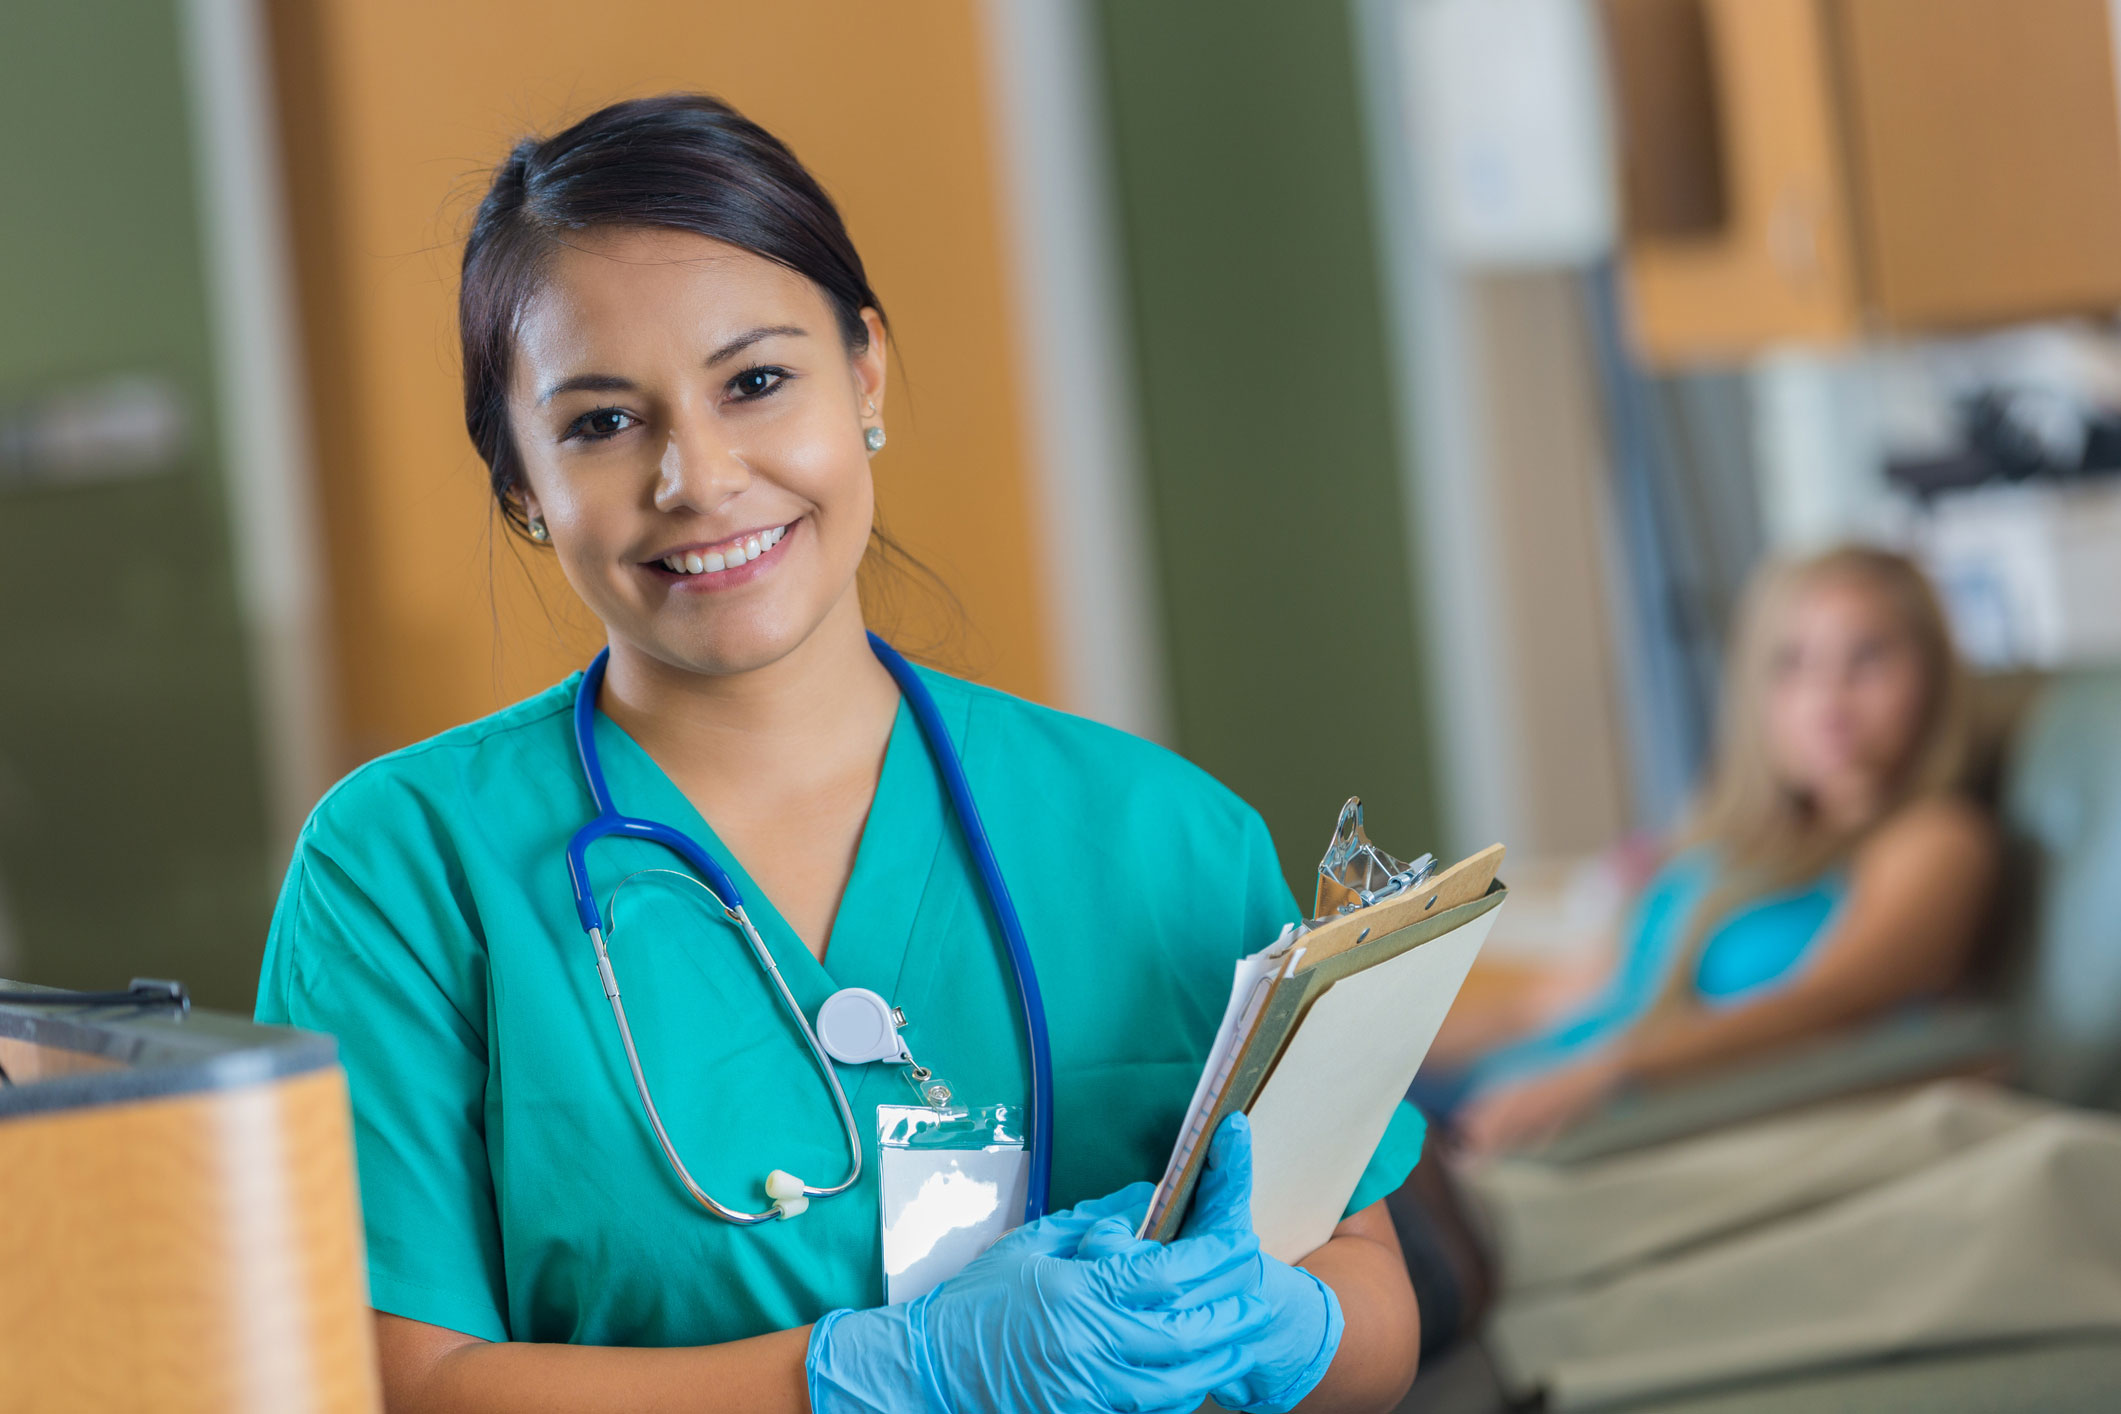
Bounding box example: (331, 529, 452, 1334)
(257, 94, 1423, 1412)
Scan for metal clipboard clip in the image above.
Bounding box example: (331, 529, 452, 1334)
(1313, 797, 1436, 918)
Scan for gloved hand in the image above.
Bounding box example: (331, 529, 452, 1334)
(1076, 1114, 1344, 1414)
(807, 1179, 1274, 1414)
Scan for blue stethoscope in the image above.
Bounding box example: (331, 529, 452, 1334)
(566, 633, 1053, 1227)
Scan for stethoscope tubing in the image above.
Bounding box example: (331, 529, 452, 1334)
(599, 898, 864, 1224)
(565, 635, 1054, 1226)
(569, 650, 862, 1223)
(866, 632, 1055, 1223)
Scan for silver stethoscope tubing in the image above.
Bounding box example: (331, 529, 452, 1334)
(563, 634, 1056, 1226)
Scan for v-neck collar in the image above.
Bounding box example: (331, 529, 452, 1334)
(587, 678, 961, 1021)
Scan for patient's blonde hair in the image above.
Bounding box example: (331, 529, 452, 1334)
(1651, 546, 1972, 1014)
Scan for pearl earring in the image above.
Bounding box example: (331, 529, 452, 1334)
(529, 517, 550, 543)
(865, 426, 887, 454)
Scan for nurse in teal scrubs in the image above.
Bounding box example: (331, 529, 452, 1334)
(256, 93, 1424, 1412)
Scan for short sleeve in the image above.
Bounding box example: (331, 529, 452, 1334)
(1229, 810, 1428, 1216)
(256, 820, 510, 1342)
(1345, 1101, 1428, 1214)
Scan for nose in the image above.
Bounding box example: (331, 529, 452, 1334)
(652, 405, 750, 515)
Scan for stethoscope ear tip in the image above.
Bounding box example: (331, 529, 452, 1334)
(766, 1170, 810, 1220)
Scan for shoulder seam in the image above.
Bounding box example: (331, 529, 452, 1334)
(299, 687, 576, 838)
(380, 691, 574, 763)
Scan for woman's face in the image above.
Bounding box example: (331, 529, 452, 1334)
(507, 227, 886, 677)
(1763, 574, 1930, 808)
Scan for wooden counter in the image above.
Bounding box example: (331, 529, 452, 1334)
(0, 981, 379, 1413)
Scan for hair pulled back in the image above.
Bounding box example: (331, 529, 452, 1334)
(459, 93, 887, 538)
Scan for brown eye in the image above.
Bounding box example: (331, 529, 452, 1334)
(728, 366, 788, 400)
(566, 407, 637, 442)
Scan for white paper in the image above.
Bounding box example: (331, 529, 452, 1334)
(1139, 925, 1301, 1237)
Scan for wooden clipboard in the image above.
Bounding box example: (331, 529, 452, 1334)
(1141, 841, 1505, 1246)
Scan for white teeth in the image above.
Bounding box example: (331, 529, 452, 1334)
(661, 525, 787, 576)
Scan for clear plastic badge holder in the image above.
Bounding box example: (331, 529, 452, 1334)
(877, 1102, 1028, 1304)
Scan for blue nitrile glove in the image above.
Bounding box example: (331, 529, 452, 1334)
(807, 1180, 1274, 1414)
(1077, 1115, 1344, 1414)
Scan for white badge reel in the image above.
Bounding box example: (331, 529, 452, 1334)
(815, 987, 955, 1109)
(814, 988, 1026, 1301)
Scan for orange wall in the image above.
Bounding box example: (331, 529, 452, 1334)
(272, 0, 1049, 765)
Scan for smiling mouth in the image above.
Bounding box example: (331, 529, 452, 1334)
(650, 523, 791, 577)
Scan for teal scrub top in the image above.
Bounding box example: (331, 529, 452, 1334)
(255, 665, 1427, 1347)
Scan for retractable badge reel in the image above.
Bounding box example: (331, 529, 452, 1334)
(816, 987, 956, 1108)
(814, 987, 1028, 1303)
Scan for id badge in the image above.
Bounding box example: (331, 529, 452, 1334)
(877, 1103, 1029, 1304)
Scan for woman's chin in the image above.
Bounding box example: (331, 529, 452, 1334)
(638, 610, 827, 680)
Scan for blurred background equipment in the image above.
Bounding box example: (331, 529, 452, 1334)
(0, 376, 189, 492)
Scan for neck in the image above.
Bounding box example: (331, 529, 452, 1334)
(1810, 774, 1888, 833)
(595, 589, 899, 798)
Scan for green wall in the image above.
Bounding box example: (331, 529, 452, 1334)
(1095, 0, 1438, 898)
(0, 0, 274, 1008)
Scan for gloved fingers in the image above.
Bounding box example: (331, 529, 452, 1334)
(1074, 1212, 1150, 1264)
(980, 1207, 1102, 1264)
(1179, 1113, 1257, 1244)
(1061, 1180, 1156, 1225)
(1166, 1247, 1266, 1311)
(1000, 1180, 1155, 1263)
(1124, 1290, 1277, 1355)
(1089, 1225, 1262, 1310)
(1102, 1327, 1260, 1412)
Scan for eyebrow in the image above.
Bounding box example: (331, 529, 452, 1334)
(535, 325, 809, 406)
(538, 372, 636, 406)
(707, 324, 807, 365)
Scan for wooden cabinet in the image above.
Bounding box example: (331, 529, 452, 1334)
(1837, 0, 2121, 329)
(1606, 0, 2121, 365)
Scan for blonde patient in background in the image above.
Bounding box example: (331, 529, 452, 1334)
(1440, 545, 1999, 1153)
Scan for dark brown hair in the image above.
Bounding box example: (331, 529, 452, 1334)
(459, 93, 887, 538)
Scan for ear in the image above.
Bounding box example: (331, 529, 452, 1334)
(853, 307, 888, 417)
